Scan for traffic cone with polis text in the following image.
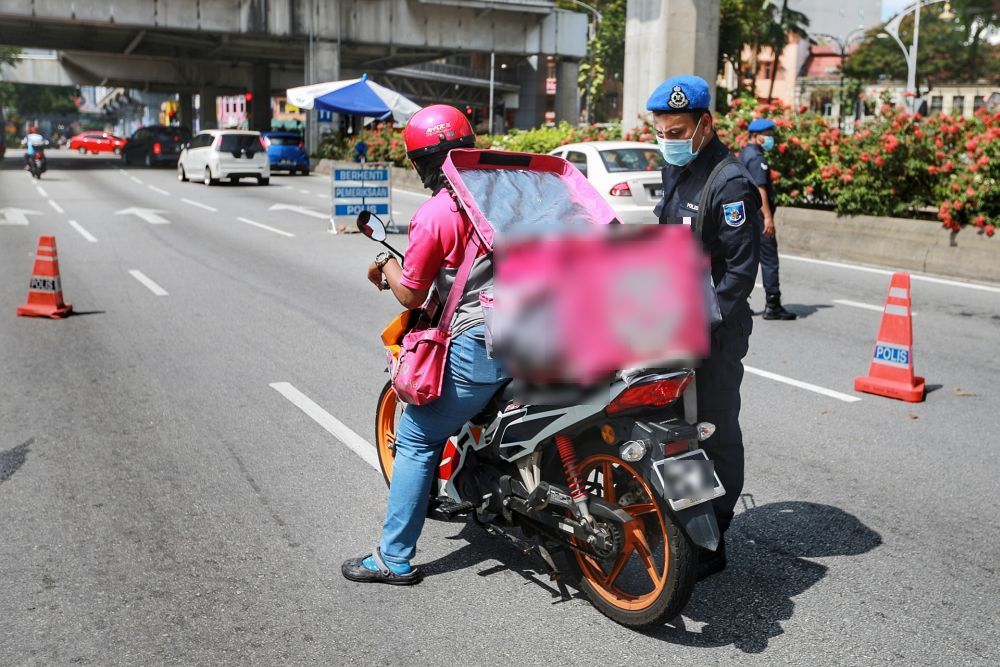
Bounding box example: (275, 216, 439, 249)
(16, 235, 73, 319)
(854, 272, 924, 402)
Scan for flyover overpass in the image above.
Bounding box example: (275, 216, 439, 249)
(0, 0, 587, 130)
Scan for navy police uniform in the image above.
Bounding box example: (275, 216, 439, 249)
(740, 118, 781, 299)
(647, 76, 760, 537)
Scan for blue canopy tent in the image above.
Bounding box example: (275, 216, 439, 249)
(286, 74, 421, 124)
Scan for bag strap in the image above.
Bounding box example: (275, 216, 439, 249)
(694, 155, 739, 241)
(436, 228, 481, 334)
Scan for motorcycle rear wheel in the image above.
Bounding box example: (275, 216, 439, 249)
(570, 453, 697, 628)
(375, 381, 404, 486)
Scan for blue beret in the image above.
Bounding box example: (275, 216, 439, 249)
(646, 75, 711, 113)
(748, 118, 776, 133)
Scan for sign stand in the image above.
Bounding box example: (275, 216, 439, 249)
(331, 161, 392, 234)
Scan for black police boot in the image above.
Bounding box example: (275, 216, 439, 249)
(697, 536, 727, 581)
(763, 292, 797, 320)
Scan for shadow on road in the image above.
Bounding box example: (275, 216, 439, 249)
(0, 437, 33, 485)
(650, 500, 882, 652)
(420, 499, 880, 648)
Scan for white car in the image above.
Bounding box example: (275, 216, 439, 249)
(178, 129, 270, 186)
(549, 141, 664, 224)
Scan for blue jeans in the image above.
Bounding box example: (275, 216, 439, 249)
(378, 326, 506, 568)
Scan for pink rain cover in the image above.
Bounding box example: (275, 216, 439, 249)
(492, 225, 709, 382)
(442, 148, 618, 249)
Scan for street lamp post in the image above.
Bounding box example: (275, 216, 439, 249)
(881, 0, 955, 112)
(561, 0, 602, 124)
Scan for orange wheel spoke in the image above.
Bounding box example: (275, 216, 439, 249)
(624, 502, 657, 518)
(603, 544, 634, 587)
(631, 526, 663, 587)
(602, 462, 617, 504)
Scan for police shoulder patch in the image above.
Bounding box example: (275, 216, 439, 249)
(722, 201, 746, 227)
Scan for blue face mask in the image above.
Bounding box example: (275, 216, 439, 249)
(761, 136, 775, 151)
(657, 116, 705, 167)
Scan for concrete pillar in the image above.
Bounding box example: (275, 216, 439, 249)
(199, 86, 218, 130)
(177, 93, 193, 130)
(622, 0, 720, 132)
(306, 40, 340, 154)
(515, 55, 547, 129)
(555, 59, 580, 124)
(251, 63, 272, 132)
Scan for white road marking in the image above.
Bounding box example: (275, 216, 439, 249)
(315, 193, 326, 199)
(119, 169, 129, 176)
(299, 188, 311, 194)
(283, 185, 295, 190)
(781, 254, 1000, 295)
(392, 210, 402, 216)
(48, 200, 65, 214)
(0, 208, 42, 225)
(128, 269, 169, 296)
(269, 382, 380, 471)
(115, 207, 169, 224)
(181, 198, 217, 212)
(148, 185, 170, 195)
(269, 203, 327, 219)
(744, 365, 862, 403)
(68, 219, 98, 243)
(36, 185, 48, 197)
(835, 299, 919, 316)
(236, 216, 295, 237)
(130, 176, 143, 185)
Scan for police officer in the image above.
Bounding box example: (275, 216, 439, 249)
(648, 75, 759, 579)
(741, 118, 796, 320)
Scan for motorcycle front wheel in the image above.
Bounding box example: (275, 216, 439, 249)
(569, 453, 697, 629)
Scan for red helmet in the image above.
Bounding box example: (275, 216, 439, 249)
(402, 104, 475, 160)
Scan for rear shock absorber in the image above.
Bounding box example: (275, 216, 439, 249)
(555, 435, 593, 525)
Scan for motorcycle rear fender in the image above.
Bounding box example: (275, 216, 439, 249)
(672, 501, 720, 552)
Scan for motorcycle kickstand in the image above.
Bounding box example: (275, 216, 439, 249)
(483, 523, 562, 582)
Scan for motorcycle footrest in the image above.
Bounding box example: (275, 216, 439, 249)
(437, 500, 476, 518)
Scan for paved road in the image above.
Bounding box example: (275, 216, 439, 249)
(1, 151, 998, 666)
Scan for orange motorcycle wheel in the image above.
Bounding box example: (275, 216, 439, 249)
(571, 454, 697, 628)
(375, 381, 404, 486)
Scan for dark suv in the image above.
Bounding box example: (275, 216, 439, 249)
(122, 125, 191, 167)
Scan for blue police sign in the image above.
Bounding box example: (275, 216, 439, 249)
(873, 341, 910, 368)
(331, 161, 393, 233)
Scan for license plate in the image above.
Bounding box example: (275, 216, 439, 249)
(648, 186, 664, 198)
(652, 449, 724, 511)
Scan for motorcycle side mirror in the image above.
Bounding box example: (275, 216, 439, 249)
(356, 210, 387, 242)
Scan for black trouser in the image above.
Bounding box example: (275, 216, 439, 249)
(758, 205, 781, 296)
(696, 304, 752, 535)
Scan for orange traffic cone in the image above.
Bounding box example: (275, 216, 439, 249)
(854, 272, 924, 402)
(16, 235, 73, 319)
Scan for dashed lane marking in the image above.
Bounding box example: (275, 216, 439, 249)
(148, 185, 170, 195)
(781, 254, 1000, 295)
(236, 217, 295, 237)
(834, 298, 918, 316)
(48, 200, 65, 214)
(181, 198, 217, 212)
(269, 382, 380, 471)
(744, 366, 862, 403)
(128, 269, 168, 296)
(68, 219, 97, 243)
(35, 185, 48, 197)
(130, 176, 143, 185)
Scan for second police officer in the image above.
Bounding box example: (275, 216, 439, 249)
(648, 75, 759, 579)
(740, 118, 797, 320)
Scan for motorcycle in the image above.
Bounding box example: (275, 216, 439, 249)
(357, 211, 724, 628)
(28, 148, 47, 179)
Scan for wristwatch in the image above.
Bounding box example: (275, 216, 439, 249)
(374, 251, 392, 271)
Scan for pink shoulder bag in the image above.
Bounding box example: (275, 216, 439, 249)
(390, 232, 481, 405)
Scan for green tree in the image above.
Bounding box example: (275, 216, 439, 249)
(843, 5, 1000, 89)
(557, 0, 626, 122)
(764, 0, 810, 102)
(0, 44, 19, 66)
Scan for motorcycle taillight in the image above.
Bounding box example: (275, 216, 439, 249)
(34, 152, 42, 158)
(606, 375, 692, 415)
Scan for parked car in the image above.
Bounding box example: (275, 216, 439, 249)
(549, 141, 664, 224)
(177, 129, 270, 186)
(122, 125, 191, 167)
(262, 131, 310, 175)
(68, 132, 126, 155)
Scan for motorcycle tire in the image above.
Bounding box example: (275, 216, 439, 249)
(374, 381, 445, 518)
(562, 449, 698, 629)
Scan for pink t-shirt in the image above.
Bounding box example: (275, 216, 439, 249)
(401, 189, 493, 336)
